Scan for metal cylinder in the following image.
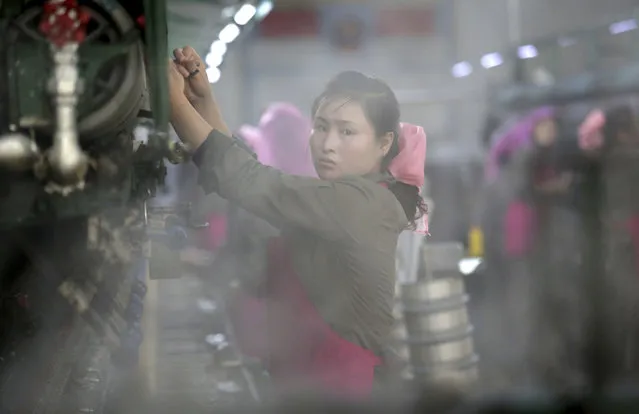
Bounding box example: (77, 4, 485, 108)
(398, 242, 478, 387)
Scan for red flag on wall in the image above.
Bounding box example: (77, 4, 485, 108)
(376, 7, 434, 36)
(259, 9, 320, 38)
(257, 6, 434, 39)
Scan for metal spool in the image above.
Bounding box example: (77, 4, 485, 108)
(399, 242, 478, 387)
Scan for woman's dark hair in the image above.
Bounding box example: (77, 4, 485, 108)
(311, 71, 427, 228)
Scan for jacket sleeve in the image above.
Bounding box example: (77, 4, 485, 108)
(192, 129, 387, 243)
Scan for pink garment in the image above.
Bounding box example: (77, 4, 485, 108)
(578, 109, 606, 151)
(389, 123, 428, 234)
(240, 103, 316, 177)
(229, 237, 381, 398)
(504, 201, 536, 256)
(204, 213, 227, 251)
(389, 123, 426, 188)
(486, 107, 555, 180)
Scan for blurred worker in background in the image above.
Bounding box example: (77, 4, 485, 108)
(244, 102, 316, 176)
(167, 46, 427, 398)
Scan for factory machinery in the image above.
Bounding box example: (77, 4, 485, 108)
(0, 0, 184, 411)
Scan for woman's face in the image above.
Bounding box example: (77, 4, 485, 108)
(533, 119, 557, 147)
(310, 98, 392, 180)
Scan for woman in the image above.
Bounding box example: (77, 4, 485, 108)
(169, 47, 427, 397)
(502, 108, 563, 256)
(486, 107, 555, 181)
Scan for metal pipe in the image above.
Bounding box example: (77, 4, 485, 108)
(46, 42, 89, 193)
(143, 0, 171, 152)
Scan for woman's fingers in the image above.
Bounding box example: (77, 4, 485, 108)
(173, 47, 186, 62)
(181, 46, 202, 63)
(167, 60, 185, 95)
(174, 46, 203, 70)
(167, 58, 179, 76)
(174, 61, 191, 78)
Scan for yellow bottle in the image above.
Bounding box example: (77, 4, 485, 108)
(468, 226, 484, 257)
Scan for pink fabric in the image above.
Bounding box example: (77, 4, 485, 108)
(204, 213, 227, 251)
(627, 215, 639, 276)
(486, 107, 554, 181)
(578, 109, 606, 151)
(230, 237, 380, 398)
(504, 201, 536, 256)
(389, 123, 426, 188)
(239, 103, 316, 177)
(388, 123, 428, 234)
(266, 237, 380, 397)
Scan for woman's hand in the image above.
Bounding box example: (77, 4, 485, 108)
(173, 46, 212, 106)
(168, 58, 189, 111)
(168, 56, 229, 149)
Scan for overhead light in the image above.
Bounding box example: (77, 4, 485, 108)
(609, 19, 637, 34)
(209, 40, 227, 56)
(255, 0, 273, 20)
(206, 67, 221, 84)
(517, 44, 537, 59)
(219, 23, 240, 43)
(480, 52, 502, 69)
(205, 52, 223, 67)
(234, 3, 257, 26)
(451, 61, 472, 78)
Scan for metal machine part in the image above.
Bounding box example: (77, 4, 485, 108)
(45, 42, 90, 194)
(7, 0, 146, 140)
(398, 242, 479, 388)
(0, 204, 147, 413)
(38, 0, 91, 194)
(0, 132, 41, 170)
(0, 0, 173, 228)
